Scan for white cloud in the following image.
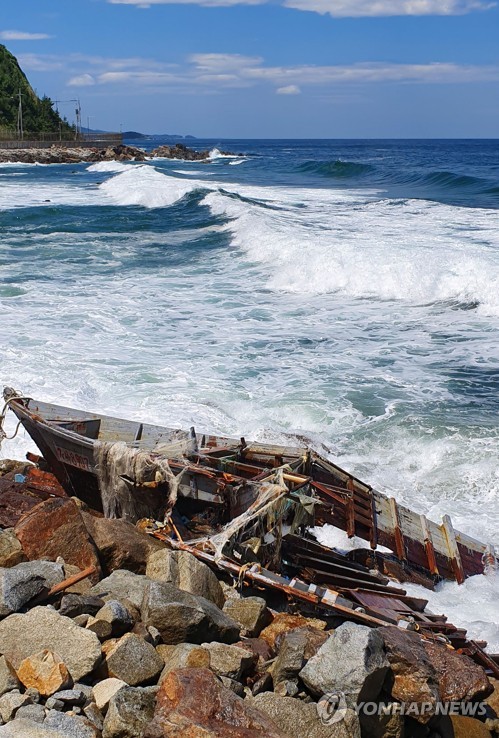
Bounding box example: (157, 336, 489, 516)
(106, 0, 495, 13)
(0, 30, 52, 41)
(283, 0, 495, 16)
(68, 73, 96, 87)
(276, 84, 301, 94)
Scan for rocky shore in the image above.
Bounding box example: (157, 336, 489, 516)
(0, 143, 238, 165)
(0, 459, 498, 738)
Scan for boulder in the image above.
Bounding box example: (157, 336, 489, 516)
(44, 710, 101, 737)
(380, 626, 439, 713)
(0, 691, 32, 722)
(300, 623, 389, 706)
(423, 639, 492, 702)
(89, 601, 134, 640)
(13, 703, 46, 724)
(51, 689, 86, 706)
(0, 606, 101, 681)
(83, 703, 104, 732)
(252, 692, 361, 738)
(14, 499, 100, 582)
(260, 613, 327, 649)
(270, 628, 310, 688)
(202, 642, 255, 681)
(105, 633, 164, 686)
(157, 644, 211, 683)
(90, 570, 151, 610)
(92, 678, 127, 712)
(103, 686, 157, 738)
(141, 581, 240, 645)
(222, 596, 271, 637)
(0, 656, 20, 697)
(146, 550, 225, 608)
(143, 667, 287, 737)
(0, 530, 26, 568)
(0, 561, 64, 617)
(81, 513, 163, 575)
(59, 594, 105, 619)
(450, 715, 492, 737)
(16, 650, 72, 696)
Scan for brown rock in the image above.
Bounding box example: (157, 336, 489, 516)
(450, 714, 492, 737)
(144, 667, 287, 737)
(17, 649, 72, 697)
(15, 498, 101, 582)
(423, 640, 492, 703)
(81, 512, 164, 575)
(260, 613, 327, 649)
(0, 529, 27, 568)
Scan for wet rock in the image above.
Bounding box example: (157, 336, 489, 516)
(141, 580, 240, 645)
(252, 692, 361, 738)
(222, 596, 271, 637)
(0, 531, 26, 569)
(0, 561, 64, 617)
(0, 606, 101, 681)
(92, 678, 127, 712)
(90, 570, 151, 610)
(260, 613, 327, 649)
(16, 650, 72, 697)
(14, 499, 101, 583)
(202, 642, 255, 681)
(0, 691, 32, 722)
(423, 639, 492, 702)
(300, 622, 389, 706)
(0, 656, 20, 697)
(103, 685, 157, 738)
(157, 643, 210, 682)
(81, 513, 163, 575)
(149, 143, 211, 161)
(144, 667, 286, 737)
(381, 626, 439, 714)
(105, 633, 164, 686)
(146, 549, 225, 608)
(59, 594, 105, 620)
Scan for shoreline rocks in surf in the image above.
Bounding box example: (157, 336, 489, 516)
(0, 142, 239, 165)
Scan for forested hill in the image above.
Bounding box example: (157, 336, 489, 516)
(0, 44, 71, 134)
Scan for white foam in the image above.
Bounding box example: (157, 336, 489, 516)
(208, 148, 240, 160)
(87, 161, 133, 173)
(99, 165, 202, 208)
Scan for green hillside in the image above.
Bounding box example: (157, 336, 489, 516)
(0, 44, 72, 135)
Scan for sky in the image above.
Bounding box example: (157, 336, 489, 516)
(1, 0, 498, 137)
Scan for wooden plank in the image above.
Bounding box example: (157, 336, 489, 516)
(389, 497, 406, 561)
(420, 514, 439, 577)
(441, 515, 465, 584)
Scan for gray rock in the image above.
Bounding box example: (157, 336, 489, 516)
(270, 628, 308, 688)
(50, 689, 86, 706)
(13, 704, 45, 724)
(102, 686, 157, 738)
(252, 692, 361, 738)
(25, 689, 40, 704)
(105, 634, 164, 686)
(220, 676, 245, 697)
(59, 595, 105, 620)
(82, 703, 103, 731)
(44, 710, 100, 737)
(141, 581, 240, 645)
(92, 601, 134, 639)
(92, 679, 127, 712)
(0, 691, 32, 722)
(73, 615, 90, 628)
(274, 680, 299, 697)
(202, 642, 255, 681)
(0, 719, 63, 737)
(73, 684, 93, 701)
(0, 657, 20, 697)
(85, 616, 112, 641)
(222, 596, 270, 637)
(0, 562, 64, 617)
(0, 531, 26, 569)
(90, 571, 151, 610)
(0, 607, 102, 681)
(45, 698, 64, 711)
(146, 549, 225, 608)
(299, 623, 389, 706)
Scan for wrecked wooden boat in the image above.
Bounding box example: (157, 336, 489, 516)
(2, 386, 492, 587)
(2, 386, 499, 676)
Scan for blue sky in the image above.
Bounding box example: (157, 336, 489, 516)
(1, 0, 498, 137)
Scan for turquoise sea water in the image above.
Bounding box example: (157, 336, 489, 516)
(1, 139, 499, 535)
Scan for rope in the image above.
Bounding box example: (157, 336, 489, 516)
(0, 392, 30, 453)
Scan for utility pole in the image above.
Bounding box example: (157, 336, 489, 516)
(17, 89, 23, 140)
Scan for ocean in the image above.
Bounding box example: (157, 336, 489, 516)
(1, 137, 499, 644)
